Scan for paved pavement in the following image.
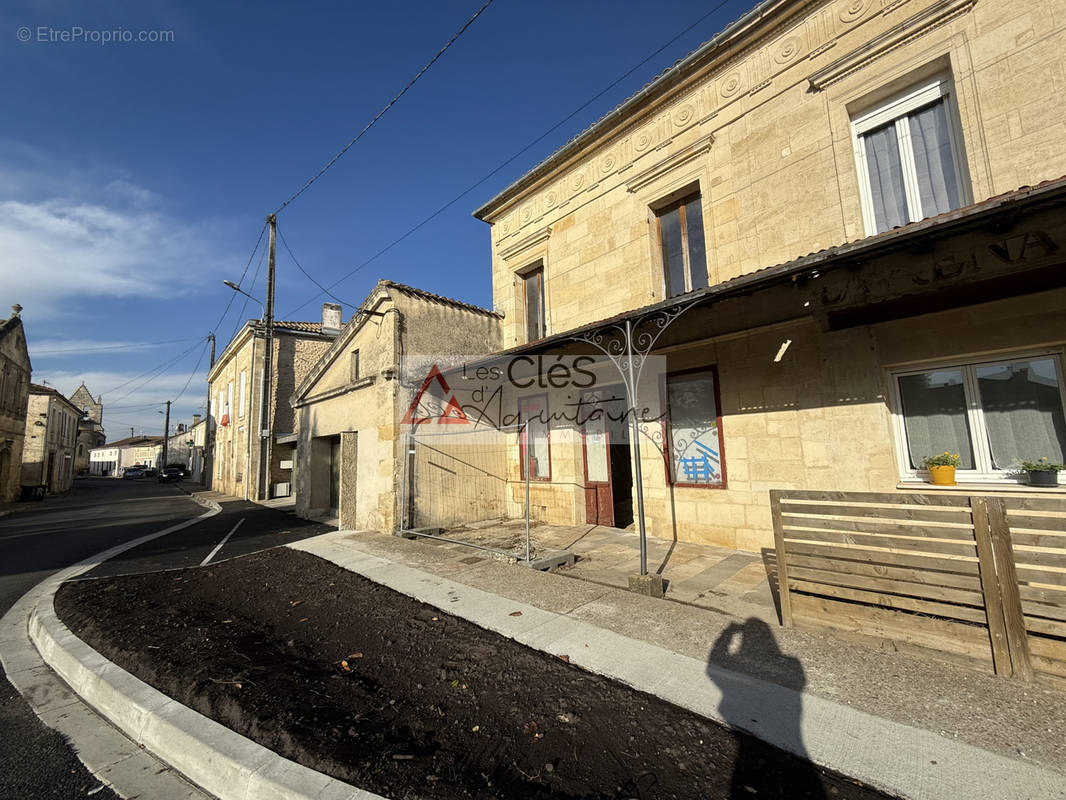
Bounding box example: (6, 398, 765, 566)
(0, 478, 332, 799)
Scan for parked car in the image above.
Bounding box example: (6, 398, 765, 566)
(158, 467, 184, 483)
(121, 466, 145, 480)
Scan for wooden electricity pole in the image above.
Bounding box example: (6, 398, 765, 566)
(161, 400, 171, 469)
(259, 214, 276, 501)
(203, 332, 216, 486)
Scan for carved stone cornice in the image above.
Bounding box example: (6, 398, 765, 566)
(807, 0, 977, 91)
(624, 135, 715, 194)
(498, 225, 552, 262)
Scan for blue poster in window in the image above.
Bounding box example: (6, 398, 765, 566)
(667, 370, 723, 486)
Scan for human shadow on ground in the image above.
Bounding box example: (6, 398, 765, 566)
(708, 617, 827, 799)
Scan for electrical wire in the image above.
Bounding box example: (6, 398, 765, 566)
(276, 222, 354, 307)
(31, 337, 201, 355)
(171, 337, 211, 405)
(273, 0, 495, 216)
(99, 339, 207, 398)
(211, 219, 269, 336)
(229, 239, 269, 343)
(279, 0, 738, 318)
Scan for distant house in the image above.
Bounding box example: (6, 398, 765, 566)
(22, 384, 81, 495)
(208, 310, 338, 500)
(69, 383, 106, 475)
(292, 280, 501, 530)
(89, 435, 164, 477)
(0, 305, 31, 503)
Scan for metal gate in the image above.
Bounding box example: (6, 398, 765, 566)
(398, 423, 533, 561)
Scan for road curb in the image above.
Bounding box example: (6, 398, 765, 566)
(291, 531, 1066, 800)
(5, 493, 383, 800)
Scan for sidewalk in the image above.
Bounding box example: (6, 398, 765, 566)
(16, 491, 1066, 800)
(303, 528, 1066, 780)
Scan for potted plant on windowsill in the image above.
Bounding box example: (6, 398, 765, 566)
(923, 451, 961, 486)
(1020, 457, 1064, 487)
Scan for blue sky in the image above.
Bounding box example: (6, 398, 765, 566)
(2, 0, 754, 437)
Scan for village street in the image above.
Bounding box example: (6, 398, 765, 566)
(0, 478, 330, 799)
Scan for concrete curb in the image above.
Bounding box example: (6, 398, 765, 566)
(4, 494, 384, 800)
(291, 531, 1066, 800)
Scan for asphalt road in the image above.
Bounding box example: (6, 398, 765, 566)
(0, 477, 332, 799)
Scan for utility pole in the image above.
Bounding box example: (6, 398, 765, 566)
(259, 214, 276, 501)
(161, 400, 171, 469)
(204, 333, 216, 487)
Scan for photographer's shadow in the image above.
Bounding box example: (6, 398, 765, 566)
(707, 618, 827, 799)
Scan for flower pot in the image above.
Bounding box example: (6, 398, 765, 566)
(1027, 469, 1060, 487)
(928, 465, 956, 486)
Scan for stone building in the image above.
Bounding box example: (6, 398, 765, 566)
(69, 383, 105, 475)
(0, 306, 31, 503)
(466, 0, 1066, 552)
(208, 314, 337, 500)
(22, 384, 81, 495)
(293, 280, 502, 531)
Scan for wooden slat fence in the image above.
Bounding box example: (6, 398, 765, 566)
(770, 490, 1066, 686)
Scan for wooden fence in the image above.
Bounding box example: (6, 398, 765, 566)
(770, 490, 1066, 687)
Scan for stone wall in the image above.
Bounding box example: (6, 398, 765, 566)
(481, 0, 1066, 347)
(0, 319, 30, 503)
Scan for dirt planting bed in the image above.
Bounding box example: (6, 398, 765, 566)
(56, 547, 892, 799)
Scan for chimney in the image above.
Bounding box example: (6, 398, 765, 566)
(177, 423, 186, 433)
(192, 414, 202, 426)
(321, 302, 342, 336)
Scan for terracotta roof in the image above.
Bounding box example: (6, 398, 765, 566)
(273, 320, 326, 333)
(473, 0, 782, 219)
(100, 435, 163, 448)
(379, 280, 501, 318)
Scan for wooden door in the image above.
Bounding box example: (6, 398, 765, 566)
(582, 390, 614, 526)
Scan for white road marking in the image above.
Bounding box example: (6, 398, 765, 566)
(200, 518, 244, 566)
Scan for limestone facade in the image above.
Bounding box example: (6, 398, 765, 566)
(471, 0, 1066, 551)
(22, 385, 80, 494)
(293, 281, 502, 532)
(208, 319, 336, 499)
(69, 383, 105, 474)
(0, 309, 31, 503)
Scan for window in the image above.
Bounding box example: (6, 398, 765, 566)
(226, 382, 233, 422)
(238, 371, 247, 418)
(893, 354, 1066, 481)
(656, 193, 708, 298)
(522, 264, 545, 342)
(665, 367, 725, 487)
(350, 350, 360, 382)
(853, 76, 968, 235)
(519, 395, 551, 480)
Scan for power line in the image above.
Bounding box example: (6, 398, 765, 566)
(272, 0, 495, 215)
(229, 238, 269, 343)
(31, 337, 201, 355)
(103, 339, 208, 404)
(276, 222, 355, 307)
(172, 338, 211, 405)
(212, 219, 269, 336)
(280, 0, 737, 318)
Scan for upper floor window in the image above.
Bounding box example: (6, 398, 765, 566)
(238, 371, 247, 418)
(522, 263, 545, 342)
(852, 76, 968, 235)
(656, 193, 708, 298)
(892, 354, 1066, 482)
(350, 350, 361, 382)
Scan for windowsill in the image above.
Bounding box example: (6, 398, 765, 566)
(896, 480, 1066, 494)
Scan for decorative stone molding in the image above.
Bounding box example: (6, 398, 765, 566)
(624, 135, 716, 194)
(498, 225, 552, 262)
(807, 0, 977, 90)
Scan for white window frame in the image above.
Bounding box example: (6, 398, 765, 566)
(239, 370, 247, 418)
(889, 349, 1066, 484)
(851, 75, 970, 237)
